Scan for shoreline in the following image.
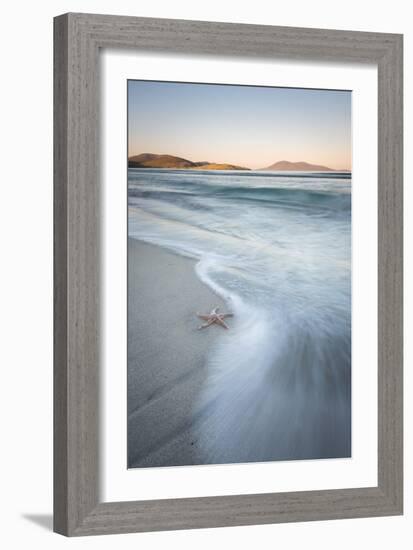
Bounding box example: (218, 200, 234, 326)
(128, 165, 351, 173)
(127, 237, 227, 468)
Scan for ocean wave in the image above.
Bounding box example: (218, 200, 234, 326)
(128, 168, 352, 462)
(129, 185, 351, 213)
(193, 255, 351, 462)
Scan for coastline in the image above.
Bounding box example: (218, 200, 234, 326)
(127, 238, 227, 468)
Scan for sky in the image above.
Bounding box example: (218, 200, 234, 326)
(128, 80, 351, 170)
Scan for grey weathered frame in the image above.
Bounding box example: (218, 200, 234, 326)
(54, 12, 403, 536)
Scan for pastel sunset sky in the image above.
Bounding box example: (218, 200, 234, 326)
(128, 80, 351, 170)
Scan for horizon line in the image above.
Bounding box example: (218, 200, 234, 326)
(128, 152, 352, 171)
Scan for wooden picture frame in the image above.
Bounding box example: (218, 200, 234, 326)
(53, 13, 403, 536)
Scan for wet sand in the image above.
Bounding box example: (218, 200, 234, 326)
(127, 238, 226, 468)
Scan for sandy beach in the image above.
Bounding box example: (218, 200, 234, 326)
(128, 238, 227, 468)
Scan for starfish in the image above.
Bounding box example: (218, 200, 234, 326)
(196, 307, 234, 330)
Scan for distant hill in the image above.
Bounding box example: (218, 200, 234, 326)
(128, 154, 194, 169)
(260, 160, 335, 172)
(128, 153, 250, 171)
(192, 163, 249, 171)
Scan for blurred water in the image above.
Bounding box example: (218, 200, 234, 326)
(128, 168, 351, 462)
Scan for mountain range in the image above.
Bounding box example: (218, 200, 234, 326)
(128, 154, 347, 172)
(260, 160, 336, 172)
(128, 153, 249, 171)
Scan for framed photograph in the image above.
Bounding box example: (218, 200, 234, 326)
(54, 13, 403, 536)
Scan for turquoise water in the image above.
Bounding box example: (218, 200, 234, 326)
(128, 168, 351, 462)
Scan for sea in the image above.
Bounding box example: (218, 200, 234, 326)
(128, 168, 351, 463)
